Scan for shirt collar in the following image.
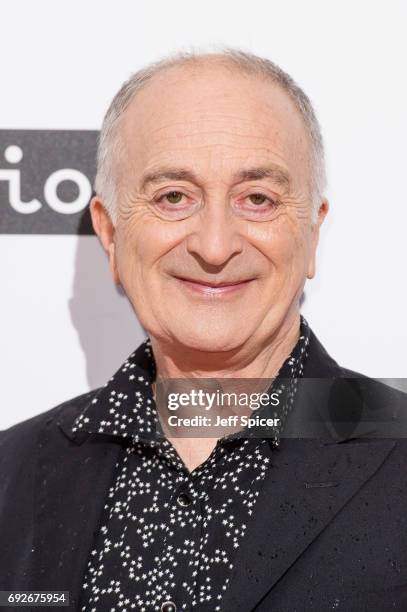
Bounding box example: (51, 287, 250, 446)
(71, 338, 159, 443)
(71, 315, 311, 449)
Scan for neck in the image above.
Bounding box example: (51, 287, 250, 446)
(149, 311, 301, 381)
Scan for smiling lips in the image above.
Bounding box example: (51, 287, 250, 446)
(174, 276, 254, 296)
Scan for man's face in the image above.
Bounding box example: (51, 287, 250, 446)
(95, 62, 327, 352)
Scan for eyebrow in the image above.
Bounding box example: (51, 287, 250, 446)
(140, 164, 292, 191)
(236, 166, 291, 189)
(141, 168, 198, 191)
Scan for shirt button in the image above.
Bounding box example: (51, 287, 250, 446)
(176, 492, 192, 507)
(161, 601, 176, 612)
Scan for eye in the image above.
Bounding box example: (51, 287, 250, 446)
(158, 190, 185, 204)
(151, 189, 201, 221)
(247, 193, 277, 207)
(232, 190, 281, 221)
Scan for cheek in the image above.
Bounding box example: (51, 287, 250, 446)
(115, 219, 187, 282)
(247, 218, 308, 271)
(113, 222, 145, 284)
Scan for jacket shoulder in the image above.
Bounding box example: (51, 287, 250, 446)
(0, 388, 101, 454)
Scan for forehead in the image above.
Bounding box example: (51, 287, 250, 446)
(119, 61, 311, 185)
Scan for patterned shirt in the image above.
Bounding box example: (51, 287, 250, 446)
(72, 316, 311, 612)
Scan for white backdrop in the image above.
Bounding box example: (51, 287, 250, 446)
(1, 0, 406, 430)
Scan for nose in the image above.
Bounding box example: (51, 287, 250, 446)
(185, 200, 244, 266)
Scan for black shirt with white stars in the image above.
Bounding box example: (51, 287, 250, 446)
(72, 316, 311, 612)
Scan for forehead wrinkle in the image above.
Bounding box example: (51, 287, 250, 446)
(145, 116, 284, 138)
(125, 93, 304, 158)
(143, 131, 285, 158)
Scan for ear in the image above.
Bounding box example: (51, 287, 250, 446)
(89, 196, 120, 285)
(307, 198, 329, 279)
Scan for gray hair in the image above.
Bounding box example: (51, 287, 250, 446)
(94, 47, 327, 225)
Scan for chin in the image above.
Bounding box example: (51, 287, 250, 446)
(169, 325, 251, 354)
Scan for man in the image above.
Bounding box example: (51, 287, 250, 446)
(1, 49, 406, 611)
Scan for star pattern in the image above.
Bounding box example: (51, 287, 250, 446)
(72, 316, 310, 611)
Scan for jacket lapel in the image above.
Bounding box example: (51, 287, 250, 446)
(30, 405, 124, 609)
(29, 340, 156, 605)
(220, 436, 395, 611)
(221, 330, 397, 611)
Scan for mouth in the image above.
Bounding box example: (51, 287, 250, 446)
(173, 275, 255, 297)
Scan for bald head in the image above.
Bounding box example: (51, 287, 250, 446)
(95, 49, 326, 225)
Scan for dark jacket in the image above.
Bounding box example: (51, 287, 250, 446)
(1, 330, 406, 611)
